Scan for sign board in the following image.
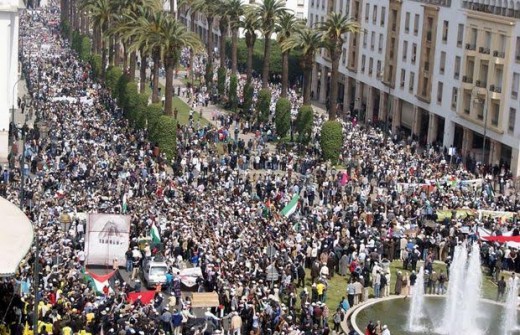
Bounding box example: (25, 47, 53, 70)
(85, 214, 131, 266)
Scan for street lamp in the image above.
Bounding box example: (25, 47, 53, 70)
(472, 86, 488, 165)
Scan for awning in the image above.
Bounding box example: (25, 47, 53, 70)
(0, 197, 34, 277)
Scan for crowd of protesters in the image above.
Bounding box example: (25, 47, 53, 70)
(1, 2, 520, 335)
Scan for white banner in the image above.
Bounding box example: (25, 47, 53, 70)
(85, 214, 131, 266)
(171, 267, 203, 287)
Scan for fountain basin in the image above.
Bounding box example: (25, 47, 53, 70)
(351, 295, 520, 335)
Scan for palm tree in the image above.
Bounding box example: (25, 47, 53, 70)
(253, 0, 287, 88)
(281, 27, 323, 105)
(80, 0, 114, 74)
(318, 12, 360, 120)
(275, 12, 302, 98)
(242, 9, 259, 82)
(226, 0, 244, 75)
(192, 0, 221, 87)
(216, 0, 230, 70)
(156, 17, 203, 115)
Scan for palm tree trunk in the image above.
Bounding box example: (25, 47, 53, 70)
(189, 49, 195, 87)
(281, 51, 289, 98)
(139, 51, 147, 93)
(109, 37, 115, 66)
(122, 42, 128, 73)
(303, 58, 312, 105)
(231, 28, 238, 75)
(151, 50, 161, 103)
(101, 38, 107, 76)
(164, 56, 175, 115)
(329, 50, 340, 120)
(246, 44, 253, 82)
(190, 12, 196, 33)
(262, 34, 272, 88)
(206, 16, 215, 85)
(219, 24, 227, 69)
(114, 38, 121, 67)
(170, 0, 175, 15)
(129, 51, 137, 82)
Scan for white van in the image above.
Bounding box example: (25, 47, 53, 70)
(142, 257, 169, 288)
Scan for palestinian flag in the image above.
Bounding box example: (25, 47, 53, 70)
(151, 224, 161, 243)
(82, 268, 116, 294)
(280, 194, 300, 217)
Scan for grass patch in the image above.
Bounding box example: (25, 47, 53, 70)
(172, 96, 209, 127)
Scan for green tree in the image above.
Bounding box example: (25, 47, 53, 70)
(154, 115, 177, 160)
(229, 74, 238, 112)
(217, 67, 226, 98)
(226, 0, 244, 75)
(275, 12, 301, 98)
(318, 12, 361, 120)
(242, 81, 254, 114)
(274, 97, 291, 138)
(295, 105, 313, 143)
(281, 27, 323, 105)
(89, 54, 103, 79)
(320, 120, 343, 164)
(146, 103, 164, 137)
(105, 66, 123, 92)
(256, 88, 271, 123)
(252, 0, 287, 88)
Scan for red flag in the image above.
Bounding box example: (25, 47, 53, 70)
(127, 291, 155, 305)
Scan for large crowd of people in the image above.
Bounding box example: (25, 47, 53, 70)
(1, 3, 520, 335)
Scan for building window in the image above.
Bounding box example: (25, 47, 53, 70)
(363, 31, 368, 48)
(400, 69, 406, 88)
(310, 15, 314, 26)
(391, 9, 397, 32)
(297, 0, 304, 5)
(491, 104, 499, 126)
(378, 33, 383, 53)
(509, 108, 516, 133)
(454, 56, 461, 79)
(381, 7, 385, 26)
(342, 48, 347, 64)
(512, 73, 519, 99)
(440, 51, 446, 74)
(412, 43, 417, 64)
(437, 82, 443, 104)
(377, 60, 382, 77)
(361, 55, 366, 72)
(296, 12, 304, 19)
(414, 14, 419, 35)
(457, 23, 464, 47)
(368, 57, 373, 75)
(365, 3, 370, 22)
(451, 87, 458, 110)
(339, 0, 343, 13)
(373, 5, 377, 24)
(405, 12, 410, 33)
(409, 72, 415, 92)
(442, 20, 449, 43)
(370, 31, 375, 50)
(311, 0, 314, 7)
(515, 37, 520, 63)
(403, 41, 408, 61)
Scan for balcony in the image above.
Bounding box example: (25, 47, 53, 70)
(493, 50, 505, 65)
(462, 76, 473, 83)
(466, 43, 476, 51)
(462, 1, 520, 19)
(475, 80, 487, 88)
(426, 31, 432, 42)
(478, 47, 491, 55)
(489, 84, 502, 99)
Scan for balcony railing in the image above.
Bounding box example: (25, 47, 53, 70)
(493, 50, 505, 58)
(475, 80, 487, 88)
(466, 43, 477, 51)
(462, 1, 520, 19)
(462, 76, 473, 83)
(489, 85, 502, 93)
(479, 47, 491, 55)
(412, 0, 452, 7)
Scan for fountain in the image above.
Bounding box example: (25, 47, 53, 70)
(503, 275, 519, 334)
(351, 241, 520, 335)
(408, 267, 425, 332)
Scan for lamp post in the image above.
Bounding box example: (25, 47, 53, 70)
(472, 86, 489, 165)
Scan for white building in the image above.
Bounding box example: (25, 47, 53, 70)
(310, 0, 520, 176)
(0, 0, 23, 163)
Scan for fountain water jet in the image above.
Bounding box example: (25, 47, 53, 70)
(407, 267, 425, 332)
(503, 275, 519, 334)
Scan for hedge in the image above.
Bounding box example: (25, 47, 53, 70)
(275, 98, 291, 138)
(135, 93, 151, 129)
(89, 54, 103, 79)
(242, 81, 254, 114)
(229, 75, 238, 112)
(217, 67, 226, 98)
(146, 103, 164, 140)
(225, 38, 303, 83)
(320, 120, 343, 164)
(257, 89, 271, 123)
(295, 105, 313, 144)
(79, 36, 92, 61)
(105, 66, 123, 92)
(154, 116, 177, 161)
